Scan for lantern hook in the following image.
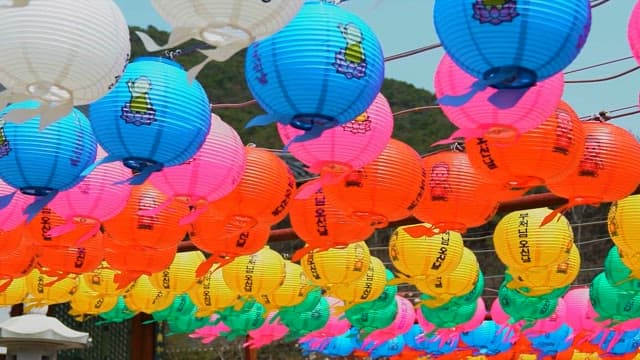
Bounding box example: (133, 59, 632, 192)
(163, 49, 183, 60)
(450, 142, 465, 152)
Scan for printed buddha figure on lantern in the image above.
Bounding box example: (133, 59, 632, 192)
(121, 76, 157, 126)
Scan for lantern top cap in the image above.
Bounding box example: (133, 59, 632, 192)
(132, 56, 185, 70)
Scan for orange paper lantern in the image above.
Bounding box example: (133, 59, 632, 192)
(322, 139, 426, 228)
(465, 100, 585, 188)
(26, 207, 101, 247)
(35, 229, 104, 277)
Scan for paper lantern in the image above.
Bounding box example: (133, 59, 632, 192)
(187, 266, 240, 317)
(0, 276, 26, 306)
(35, 229, 104, 277)
(415, 247, 480, 302)
(282, 287, 323, 315)
(434, 55, 565, 143)
(388, 225, 464, 278)
(346, 297, 398, 335)
(206, 147, 296, 229)
(216, 300, 267, 340)
(419, 297, 477, 329)
(222, 247, 287, 298)
(605, 247, 640, 292)
(300, 242, 371, 289)
(25, 269, 78, 307)
(89, 56, 211, 184)
(329, 256, 387, 306)
(278, 92, 393, 181)
(461, 320, 516, 356)
(149, 251, 205, 294)
(0, 0, 130, 128)
(0, 236, 37, 281)
(322, 139, 426, 228)
(498, 282, 559, 325)
(47, 147, 132, 241)
(148, 114, 245, 221)
(258, 261, 313, 311)
(290, 180, 374, 261)
(0, 179, 28, 231)
(137, 0, 304, 79)
(507, 244, 581, 296)
(123, 275, 175, 314)
(97, 296, 137, 324)
(545, 122, 640, 224)
(0, 223, 26, 255)
(590, 272, 640, 322)
(628, 0, 640, 65)
(0, 101, 97, 218)
(245, 312, 289, 349)
(280, 296, 331, 340)
(244, 0, 384, 142)
(167, 315, 211, 336)
(102, 183, 189, 249)
(150, 293, 196, 323)
(362, 296, 416, 349)
(82, 262, 124, 297)
(407, 150, 500, 235)
(68, 278, 118, 318)
(493, 207, 574, 271)
(608, 195, 640, 256)
(434, 0, 590, 86)
(465, 100, 585, 188)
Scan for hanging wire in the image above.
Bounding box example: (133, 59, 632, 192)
(564, 56, 634, 74)
(565, 66, 640, 84)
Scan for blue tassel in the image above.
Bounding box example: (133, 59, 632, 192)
(437, 79, 489, 107)
(115, 162, 163, 186)
(24, 191, 58, 223)
(488, 88, 529, 109)
(80, 154, 120, 178)
(0, 191, 16, 210)
(437, 68, 526, 107)
(245, 113, 290, 128)
(283, 126, 326, 150)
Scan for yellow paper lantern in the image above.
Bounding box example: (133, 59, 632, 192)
(123, 275, 175, 314)
(149, 250, 205, 294)
(414, 247, 479, 301)
(300, 242, 371, 288)
(0, 277, 27, 306)
(82, 261, 124, 297)
(608, 195, 640, 254)
(389, 225, 464, 278)
(507, 244, 581, 296)
(68, 277, 118, 319)
(222, 246, 287, 298)
(258, 261, 313, 311)
(493, 207, 574, 271)
(188, 266, 240, 317)
(25, 269, 78, 307)
(328, 256, 387, 306)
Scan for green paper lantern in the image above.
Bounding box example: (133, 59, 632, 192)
(166, 316, 211, 335)
(280, 296, 330, 340)
(149, 294, 196, 323)
(604, 247, 640, 293)
(217, 299, 267, 340)
(590, 272, 640, 322)
(279, 287, 322, 315)
(448, 270, 485, 307)
(419, 298, 476, 329)
(498, 282, 559, 325)
(97, 296, 136, 325)
(345, 295, 398, 335)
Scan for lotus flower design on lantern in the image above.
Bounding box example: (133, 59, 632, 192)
(472, 0, 519, 25)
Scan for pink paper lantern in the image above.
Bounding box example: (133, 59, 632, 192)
(489, 297, 524, 338)
(363, 296, 415, 350)
(149, 114, 246, 223)
(47, 147, 132, 243)
(0, 179, 28, 231)
(523, 298, 567, 336)
(434, 55, 564, 144)
(278, 93, 394, 198)
(433, 298, 487, 346)
(416, 305, 436, 335)
(244, 312, 289, 349)
(629, 1, 640, 65)
(563, 287, 610, 336)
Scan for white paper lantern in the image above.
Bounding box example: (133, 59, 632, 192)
(0, 0, 29, 8)
(137, 0, 304, 79)
(0, 0, 130, 129)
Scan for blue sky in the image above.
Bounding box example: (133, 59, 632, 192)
(114, 0, 640, 133)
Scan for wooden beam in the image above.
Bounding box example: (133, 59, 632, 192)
(130, 313, 155, 360)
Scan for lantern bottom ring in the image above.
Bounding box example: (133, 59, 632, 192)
(122, 157, 163, 172)
(20, 186, 55, 197)
(482, 66, 537, 89)
(290, 114, 338, 132)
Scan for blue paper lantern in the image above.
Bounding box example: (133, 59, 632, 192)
(322, 330, 359, 357)
(591, 329, 640, 355)
(0, 100, 97, 217)
(434, 0, 591, 89)
(461, 320, 515, 356)
(527, 323, 573, 356)
(89, 56, 211, 183)
(245, 0, 384, 143)
(367, 335, 404, 359)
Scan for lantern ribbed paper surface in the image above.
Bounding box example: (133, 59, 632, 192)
(434, 55, 564, 142)
(149, 251, 205, 294)
(0, 0, 130, 128)
(415, 247, 479, 300)
(137, 0, 303, 79)
(187, 267, 239, 317)
(245, 0, 384, 141)
(0, 179, 27, 231)
(258, 261, 312, 311)
(300, 242, 371, 288)
(434, 0, 591, 86)
(123, 274, 175, 314)
(590, 272, 640, 322)
(329, 256, 387, 305)
(89, 57, 211, 182)
(222, 247, 287, 298)
(608, 195, 640, 255)
(628, 0, 640, 65)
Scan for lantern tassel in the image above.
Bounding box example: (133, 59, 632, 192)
(0, 279, 13, 293)
(187, 42, 250, 82)
(134, 27, 195, 53)
(75, 222, 101, 246)
(119, 162, 163, 185)
(2, 100, 73, 130)
(286, 126, 332, 148)
(179, 203, 209, 226)
(245, 113, 285, 128)
(0, 191, 16, 210)
(437, 68, 528, 108)
(400, 224, 438, 238)
(113, 271, 143, 290)
(195, 257, 219, 278)
(80, 154, 120, 178)
(24, 191, 58, 223)
(46, 222, 76, 239)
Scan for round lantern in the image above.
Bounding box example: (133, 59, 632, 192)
(206, 146, 296, 229)
(148, 114, 246, 222)
(493, 207, 574, 271)
(407, 150, 500, 235)
(187, 266, 240, 317)
(388, 225, 464, 278)
(0, 222, 26, 255)
(419, 297, 477, 329)
(498, 282, 559, 325)
(604, 247, 640, 293)
(607, 195, 640, 256)
(590, 272, 640, 322)
(300, 242, 371, 289)
(258, 261, 314, 311)
(123, 275, 175, 314)
(149, 251, 205, 294)
(25, 269, 78, 307)
(322, 139, 426, 228)
(434, 0, 590, 86)
(150, 294, 196, 323)
(0, 101, 97, 219)
(69, 278, 118, 318)
(97, 296, 137, 324)
(88, 56, 211, 184)
(507, 244, 581, 297)
(0, 233, 37, 282)
(35, 229, 104, 277)
(279, 296, 331, 339)
(628, 0, 640, 65)
(47, 147, 132, 241)
(0, 0, 130, 128)
(465, 100, 585, 188)
(290, 180, 374, 261)
(545, 122, 640, 223)
(434, 55, 565, 143)
(222, 247, 287, 298)
(217, 300, 266, 340)
(329, 256, 387, 306)
(244, 0, 384, 142)
(82, 262, 124, 297)
(346, 296, 398, 335)
(102, 183, 189, 249)
(137, 0, 304, 79)
(277, 92, 393, 182)
(415, 247, 480, 304)
(0, 179, 28, 231)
